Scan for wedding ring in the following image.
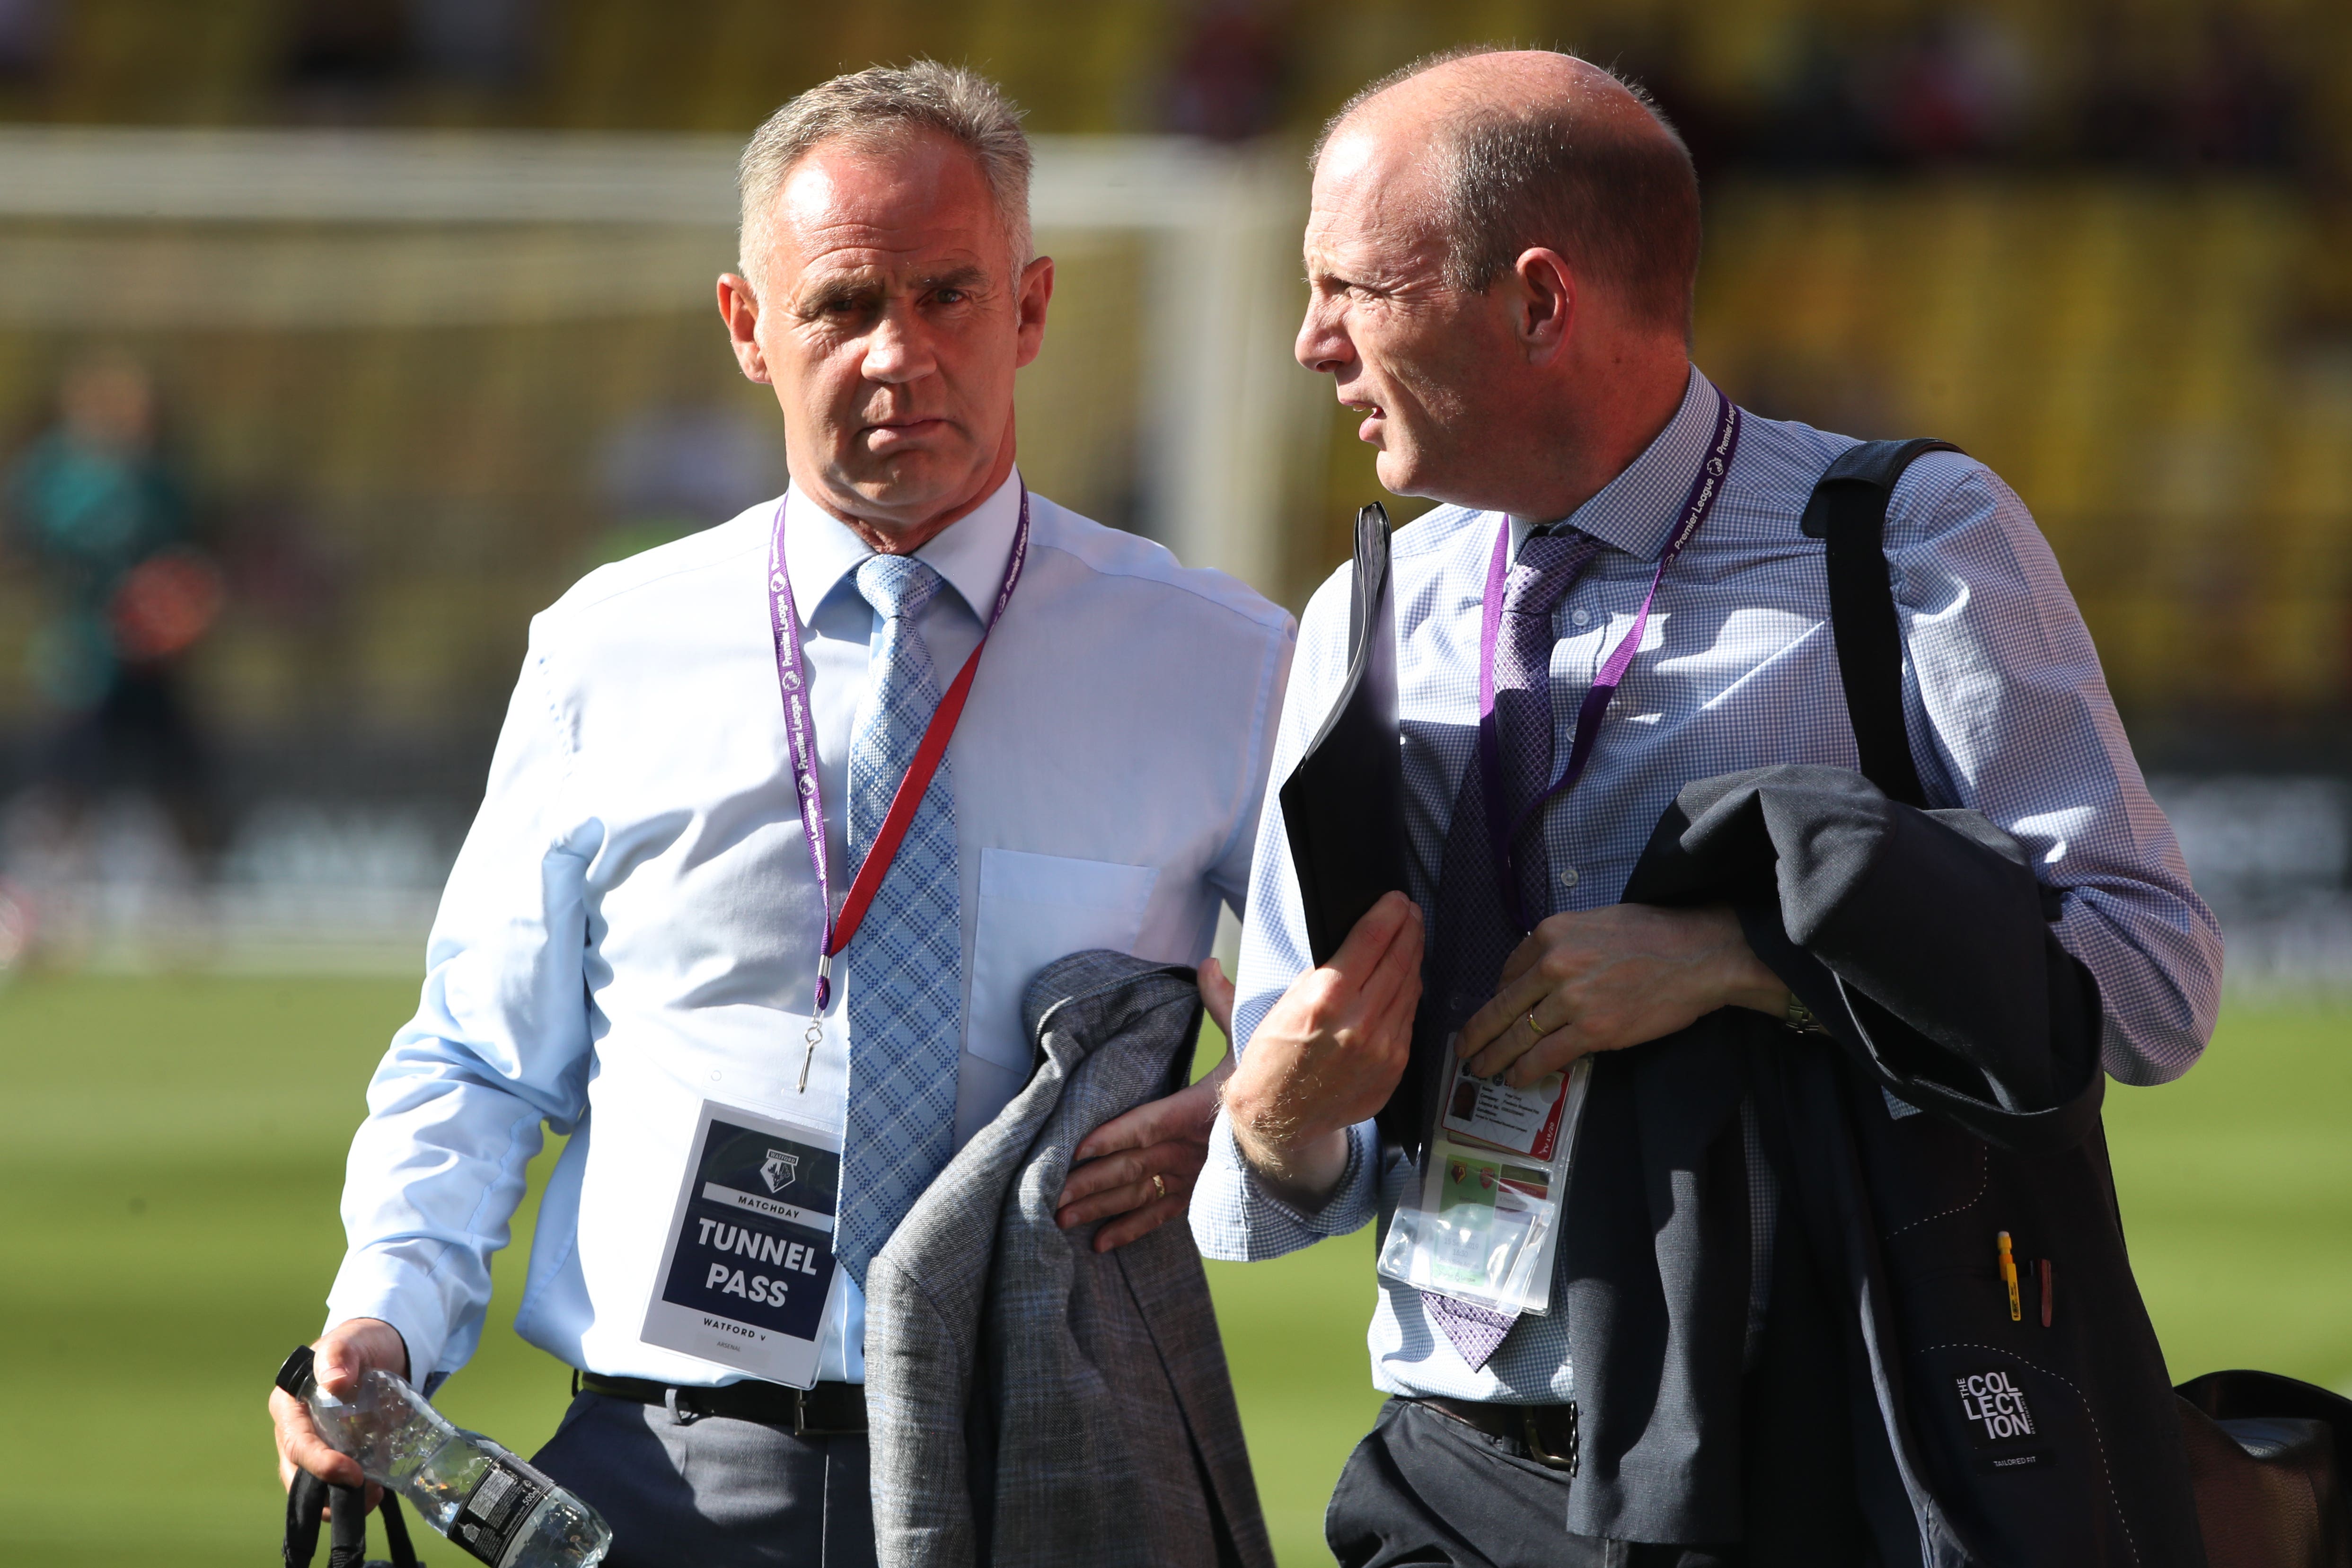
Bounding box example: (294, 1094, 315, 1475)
(1151, 1173, 1167, 1198)
(1525, 1011, 1542, 1039)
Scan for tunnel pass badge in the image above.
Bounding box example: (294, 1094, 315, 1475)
(640, 1100, 845, 1389)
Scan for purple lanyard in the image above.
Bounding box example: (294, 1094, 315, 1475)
(767, 485, 1031, 1088)
(1477, 390, 1741, 930)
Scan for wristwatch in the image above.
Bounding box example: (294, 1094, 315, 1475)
(1784, 993, 1834, 1036)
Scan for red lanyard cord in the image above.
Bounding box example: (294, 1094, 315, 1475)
(765, 487, 1031, 1085)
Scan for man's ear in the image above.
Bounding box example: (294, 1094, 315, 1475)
(717, 273, 771, 384)
(1511, 247, 1576, 366)
(1013, 254, 1056, 370)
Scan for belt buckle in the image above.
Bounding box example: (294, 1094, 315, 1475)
(1521, 1403, 1579, 1475)
(792, 1387, 857, 1438)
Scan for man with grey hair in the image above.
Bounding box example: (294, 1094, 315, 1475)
(272, 61, 1293, 1567)
(1196, 47, 2217, 1567)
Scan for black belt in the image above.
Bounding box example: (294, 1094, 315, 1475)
(1413, 1396, 1580, 1475)
(575, 1371, 867, 1436)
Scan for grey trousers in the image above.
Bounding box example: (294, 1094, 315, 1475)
(1327, 1400, 1743, 1568)
(531, 1391, 877, 1568)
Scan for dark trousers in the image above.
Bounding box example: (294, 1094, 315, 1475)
(1328, 1400, 1744, 1568)
(532, 1391, 876, 1568)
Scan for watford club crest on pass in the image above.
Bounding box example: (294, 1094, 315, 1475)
(759, 1149, 800, 1194)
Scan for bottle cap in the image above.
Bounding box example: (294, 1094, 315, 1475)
(275, 1344, 317, 1398)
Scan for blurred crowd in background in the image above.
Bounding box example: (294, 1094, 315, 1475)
(0, 0, 2335, 173)
(0, 0, 2346, 987)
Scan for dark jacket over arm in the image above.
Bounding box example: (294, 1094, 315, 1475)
(1568, 765, 2204, 1567)
(1628, 763, 2104, 1149)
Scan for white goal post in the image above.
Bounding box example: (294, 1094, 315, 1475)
(0, 124, 1325, 599)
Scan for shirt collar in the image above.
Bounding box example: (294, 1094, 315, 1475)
(1509, 364, 1718, 560)
(781, 467, 1024, 624)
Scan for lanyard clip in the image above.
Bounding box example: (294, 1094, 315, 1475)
(798, 954, 833, 1093)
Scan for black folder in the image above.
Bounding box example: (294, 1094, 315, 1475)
(1279, 504, 1408, 968)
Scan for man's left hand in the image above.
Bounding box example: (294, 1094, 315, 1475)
(1456, 904, 1788, 1087)
(1054, 956, 1237, 1252)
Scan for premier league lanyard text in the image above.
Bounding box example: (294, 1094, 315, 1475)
(766, 487, 1032, 1090)
(1476, 391, 1741, 931)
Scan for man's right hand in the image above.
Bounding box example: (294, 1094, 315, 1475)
(270, 1317, 410, 1507)
(1221, 890, 1424, 1207)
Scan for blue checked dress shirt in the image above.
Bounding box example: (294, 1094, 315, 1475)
(1191, 366, 2223, 1407)
(326, 472, 1293, 1389)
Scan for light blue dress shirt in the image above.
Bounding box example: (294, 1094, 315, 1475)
(327, 472, 1293, 1387)
(1191, 367, 2223, 1406)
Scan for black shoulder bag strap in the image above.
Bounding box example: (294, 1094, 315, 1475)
(284, 1468, 424, 1568)
(1798, 438, 1963, 810)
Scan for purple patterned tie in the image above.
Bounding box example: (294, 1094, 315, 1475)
(1417, 526, 1602, 1370)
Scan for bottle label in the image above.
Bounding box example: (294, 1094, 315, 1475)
(452, 1454, 552, 1567)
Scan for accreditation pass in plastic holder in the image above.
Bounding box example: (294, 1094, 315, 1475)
(639, 1100, 846, 1389)
(1375, 1046, 1593, 1317)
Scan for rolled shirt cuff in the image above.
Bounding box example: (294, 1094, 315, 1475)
(324, 1243, 477, 1388)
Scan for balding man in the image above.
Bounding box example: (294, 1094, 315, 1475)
(1194, 48, 2219, 1568)
(271, 62, 1292, 1568)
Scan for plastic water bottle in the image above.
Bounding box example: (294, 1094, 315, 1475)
(276, 1345, 612, 1567)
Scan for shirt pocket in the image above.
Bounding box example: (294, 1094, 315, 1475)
(966, 848, 1160, 1072)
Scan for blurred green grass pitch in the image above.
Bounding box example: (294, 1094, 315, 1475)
(0, 976, 2343, 1567)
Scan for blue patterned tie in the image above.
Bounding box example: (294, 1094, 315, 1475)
(1418, 526, 1602, 1369)
(836, 554, 963, 1287)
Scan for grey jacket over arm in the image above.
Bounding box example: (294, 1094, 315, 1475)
(864, 950, 1274, 1568)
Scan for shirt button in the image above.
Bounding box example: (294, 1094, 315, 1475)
(1559, 867, 1579, 890)
(1570, 608, 1592, 627)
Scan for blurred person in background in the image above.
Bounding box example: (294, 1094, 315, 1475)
(1165, 0, 1291, 141)
(1198, 47, 2221, 1568)
(4, 349, 223, 885)
(269, 61, 1292, 1568)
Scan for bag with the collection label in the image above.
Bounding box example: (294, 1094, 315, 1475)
(1724, 441, 2352, 1568)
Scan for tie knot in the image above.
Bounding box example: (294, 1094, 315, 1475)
(855, 553, 945, 621)
(1504, 529, 1598, 619)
